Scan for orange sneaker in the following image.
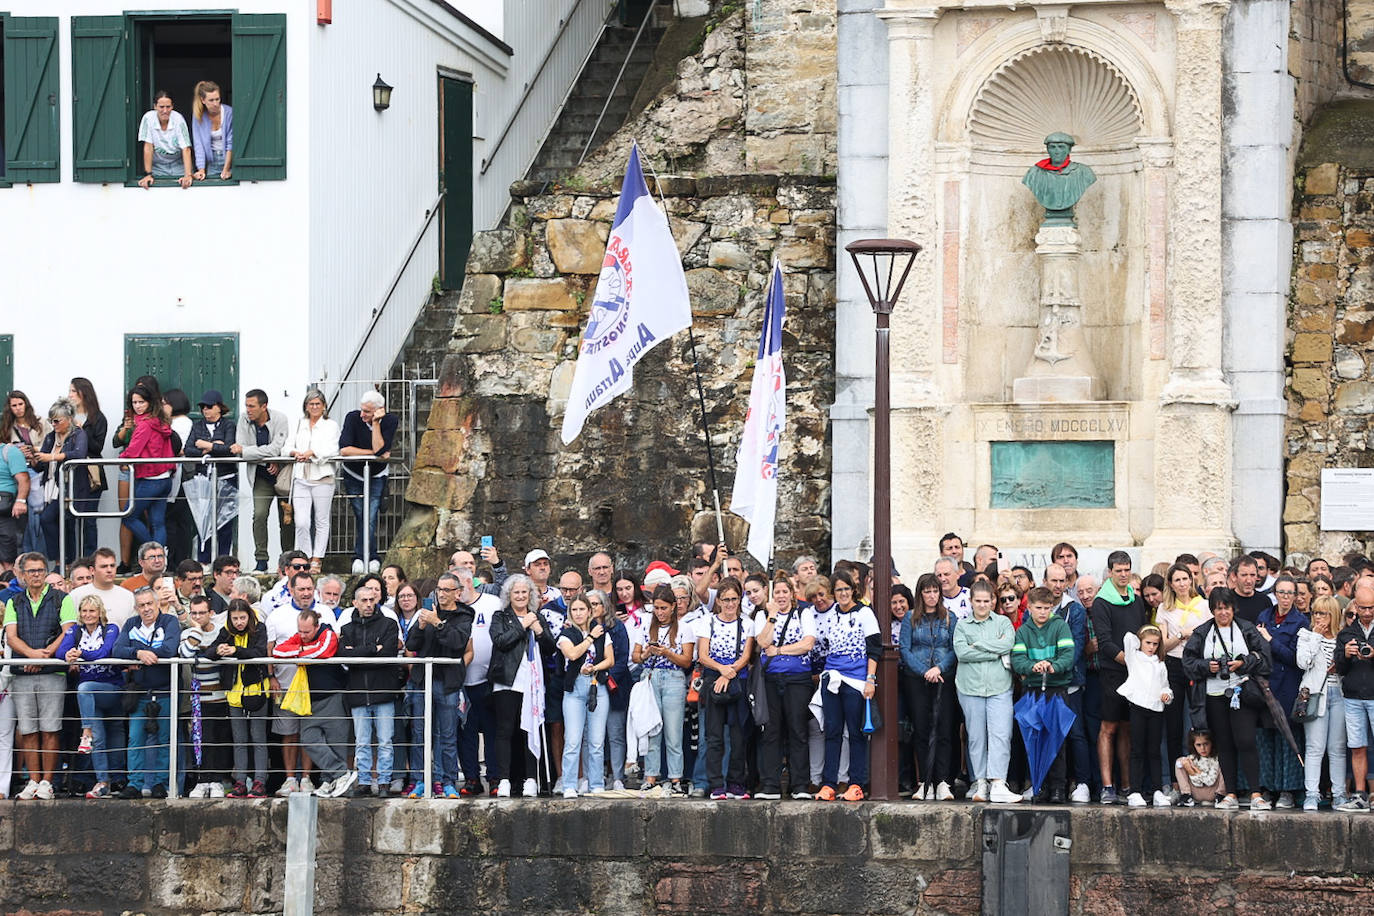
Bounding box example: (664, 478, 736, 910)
(842, 784, 866, 802)
(816, 785, 836, 801)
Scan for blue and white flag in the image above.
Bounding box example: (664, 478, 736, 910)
(560, 143, 692, 444)
(731, 261, 786, 566)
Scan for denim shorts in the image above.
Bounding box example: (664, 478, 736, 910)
(1345, 697, 1374, 748)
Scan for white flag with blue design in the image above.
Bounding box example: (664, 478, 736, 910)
(560, 143, 692, 444)
(731, 261, 786, 566)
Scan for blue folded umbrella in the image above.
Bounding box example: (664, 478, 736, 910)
(1014, 683, 1077, 795)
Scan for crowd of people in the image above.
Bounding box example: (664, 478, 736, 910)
(1, 378, 399, 580)
(1, 527, 1372, 812)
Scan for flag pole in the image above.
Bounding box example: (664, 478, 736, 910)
(640, 145, 726, 544)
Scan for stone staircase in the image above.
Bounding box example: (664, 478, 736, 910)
(525, 7, 670, 184)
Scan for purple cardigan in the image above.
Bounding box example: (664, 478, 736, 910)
(191, 104, 233, 170)
(55, 623, 123, 684)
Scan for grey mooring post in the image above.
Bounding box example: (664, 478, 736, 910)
(284, 792, 320, 916)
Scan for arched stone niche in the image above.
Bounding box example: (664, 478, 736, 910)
(931, 17, 1172, 403)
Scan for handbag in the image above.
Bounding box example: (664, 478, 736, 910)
(709, 617, 747, 705)
(122, 672, 145, 714)
(747, 667, 768, 726)
(1291, 686, 1321, 722)
(280, 667, 312, 716)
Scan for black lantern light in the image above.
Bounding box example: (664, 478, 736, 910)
(372, 74, 393, 112)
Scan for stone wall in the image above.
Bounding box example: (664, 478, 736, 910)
(391, 3, 838, 576)
(6, 801, 1374, 914)
(1284, 159, 1374, 562)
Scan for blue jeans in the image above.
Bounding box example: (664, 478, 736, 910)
(397, 683, 425, 785)
(1306, 683, 1348, 801)
(1063, 688, 1093, 788)
(40, 501, 79, 565)
(352, 701, 396, 786)
(76, 680, 126, 785)
(432, 684, 462, 786)
(124, 476, 172, 550)
(458, 680, 494, 784)
(607, 706, 628, 783)
(821, 677, 869, 789)
(561, 674, 609, 791)
(128, 692, 171, 790)
(340, 471, 387, 563)
(644, 669, 687, 780)
(959, 689, 1013, 782)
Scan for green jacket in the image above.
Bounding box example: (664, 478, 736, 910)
(1011, 615, 1076, 688)
(952, 613, 1014, 697)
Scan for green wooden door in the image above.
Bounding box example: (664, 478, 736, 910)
(438, 75, 473, 288)
(124, 334, 239, 419)
(0, 336, 13, 397)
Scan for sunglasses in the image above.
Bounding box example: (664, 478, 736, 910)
(1000, 595, 1017, 603)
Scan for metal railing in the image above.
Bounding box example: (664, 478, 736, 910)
(577, 1, 658, 168)
(0, 655, 462, 801)
(54, 455, 399, 574)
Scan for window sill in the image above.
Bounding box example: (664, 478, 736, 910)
(121, 176, 242, 188)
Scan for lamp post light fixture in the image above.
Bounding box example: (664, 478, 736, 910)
(372, 74, 393, 112)
(844, 237, 922, 802)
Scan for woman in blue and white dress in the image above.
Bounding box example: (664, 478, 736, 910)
(695, 577, 755, 800)
(755, 574, 816, 799)
(817, 573, 879, 801)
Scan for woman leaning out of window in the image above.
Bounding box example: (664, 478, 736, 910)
(137, 90, 193, 189)
(191, 80, 233, 181)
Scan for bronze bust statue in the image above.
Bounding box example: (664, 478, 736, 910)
(1022, 132, 1096, 226)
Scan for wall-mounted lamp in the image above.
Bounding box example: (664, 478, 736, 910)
(372, 74, 393, 112)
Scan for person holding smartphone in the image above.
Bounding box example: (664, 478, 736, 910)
(338, 391, 398, 575)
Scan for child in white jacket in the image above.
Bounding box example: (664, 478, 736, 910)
(1117, 625, 1173, 807)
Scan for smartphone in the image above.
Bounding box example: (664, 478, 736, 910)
(480, 535, 493, 550)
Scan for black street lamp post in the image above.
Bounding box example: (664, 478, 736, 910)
(844, 238, 922, 801)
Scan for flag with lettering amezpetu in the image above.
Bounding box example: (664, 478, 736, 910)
(560, 142, 692, 444)
(730, 260, 786, 566)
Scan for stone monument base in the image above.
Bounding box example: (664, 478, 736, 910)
(1012, 374, 1105, 402)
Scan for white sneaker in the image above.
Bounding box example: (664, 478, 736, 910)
(496, 779, 511, 798)
(17, 780, 39, 800)
(970, 779, 989, 802)
(299, 776, 315, 794)
(563, 788, 578, 799)
(210, 782, 226, 798)
(1126, 792, 1147, 808)
(1070, 783, 1091, 804)
(578, 778, 590, 794)
(276, 777, 299, 797)
(935, 781, 954, 801)
(1021, 786, 1035, 802)
(352, 559, 365, 575)
(988, 780, 1022, 804)
(368, 559, 381, 574)
(331, 771, 359, 798)
(522, 778, 539, 797)
(910, 785, 928, 800)
(189, 782, 208, 799)
(613, 779, 626, 791)
(34, 780, 55, 800)
(313, 778, 336, 798)
(1152, 790, 1171, 808)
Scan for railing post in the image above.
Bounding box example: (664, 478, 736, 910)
(209, 461, 219, 559)
(362, 464, 372, 572)
(57, 461, 67, 576)
(424, 660, 434, 798)
(168, 663, 180, 799)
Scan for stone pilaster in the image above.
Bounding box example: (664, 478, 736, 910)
(1144, 0, 1238, 564)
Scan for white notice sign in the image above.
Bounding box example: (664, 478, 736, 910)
(1320, 468, 1374, 531)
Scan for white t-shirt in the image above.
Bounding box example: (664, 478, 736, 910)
(755, 604, 817, 676)
(464, 593, 500, 685)
(636, 616, 693, 670)
(71, 583, 135, 629)
(942, 588, 973, 621)
(698, 613, 756, 665)
(822, 606, 880, 679)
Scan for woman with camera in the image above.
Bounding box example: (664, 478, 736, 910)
(1182, 588, 1272, 810)
(1335, 584, 1374, 811)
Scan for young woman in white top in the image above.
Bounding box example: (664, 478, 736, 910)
(136, 91, 193, 188)
(1155, 563, 1210, 792)
(1297, 596, 1348, 810)
(1118, 625, 1173, 807)
(288, 389, 340, 574)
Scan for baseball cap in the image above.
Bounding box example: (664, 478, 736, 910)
(524, 549, 551, 567)
(197, 389, 224, 409)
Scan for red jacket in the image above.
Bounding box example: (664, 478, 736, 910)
(121, 414, 174, 478)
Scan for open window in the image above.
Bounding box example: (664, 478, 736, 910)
(2, 14, 61, 185)
(72, 11, 285, 185)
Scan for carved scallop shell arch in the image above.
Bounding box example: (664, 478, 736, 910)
(968, 45, 1144, 153)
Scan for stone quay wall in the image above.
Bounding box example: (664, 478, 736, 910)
(4, 802, 1374, 914)
(390, 4, 839, 577)
(1285, 160, 1374, 562)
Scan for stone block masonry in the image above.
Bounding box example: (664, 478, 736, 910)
(3, 802, 1374, 914)
(1285, 157, 1374, 562)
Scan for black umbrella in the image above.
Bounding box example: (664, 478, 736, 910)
(1251, 674, 1305, 767)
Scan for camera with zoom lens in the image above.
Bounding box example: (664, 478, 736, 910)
(1360, 643, 1374, 660)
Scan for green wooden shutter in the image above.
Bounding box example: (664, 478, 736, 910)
(231, 13, 287, 180)
(0, 336, 13, 398)
(3, 16, 60, 182)
(180, 336, 239, 417)
(124, 335, 177, 396)
(71, 16, 130, 183)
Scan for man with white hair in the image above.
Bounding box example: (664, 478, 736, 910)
(338, 390, 399, 574)
(934, 556, 971, 620)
